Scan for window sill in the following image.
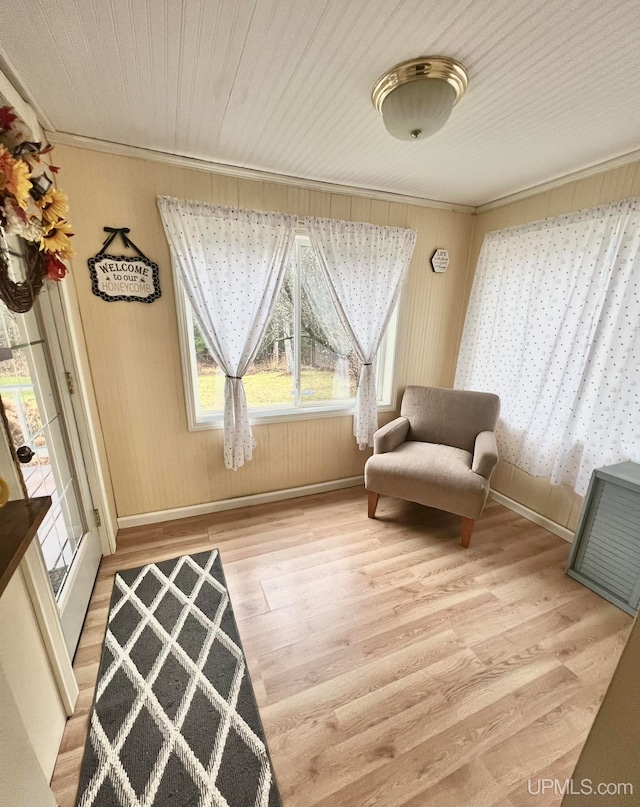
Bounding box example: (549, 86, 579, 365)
(188, 402, 397, 431)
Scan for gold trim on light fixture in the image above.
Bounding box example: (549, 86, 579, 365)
(372, 56, 469, 115)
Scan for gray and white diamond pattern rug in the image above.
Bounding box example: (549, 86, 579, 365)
(75, 549, 282, 807)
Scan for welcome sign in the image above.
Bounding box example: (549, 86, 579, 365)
(88, 227, 161, 304)
(89, 255, 160, 302)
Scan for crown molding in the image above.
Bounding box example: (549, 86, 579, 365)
(0, 51, 55, 133)
(43, 129, 640, 218)
(2, 58, 637, 217)
(46, 130, 476, 214)
(475, 147, 640, 214)
(0, 68, 45, 143)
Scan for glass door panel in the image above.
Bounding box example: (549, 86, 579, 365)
(0, 312, 86, 595)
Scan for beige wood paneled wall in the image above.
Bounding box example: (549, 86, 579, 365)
(0, 429, 67, 787)
(55, 145, 474, 519)
(0, 573, 67, 780)
(0, 660, 57, 807)
(468, 160, 640, 531)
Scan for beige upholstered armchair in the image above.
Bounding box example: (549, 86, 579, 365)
(365, 386, 500, 547)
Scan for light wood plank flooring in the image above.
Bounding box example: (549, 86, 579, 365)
(51, 488, 632, 807)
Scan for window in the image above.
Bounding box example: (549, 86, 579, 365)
(175, 233, 398, 428)
(455, 197, 640, 495)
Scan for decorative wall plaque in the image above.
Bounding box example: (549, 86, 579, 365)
(431, 248, 450, 273)
(88, 227, 161, 303)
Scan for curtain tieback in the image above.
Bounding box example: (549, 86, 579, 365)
(225, 375, 243, 380)
(362, 363, 372, 367)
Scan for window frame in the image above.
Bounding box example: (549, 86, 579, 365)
(173, 229, 401, 431)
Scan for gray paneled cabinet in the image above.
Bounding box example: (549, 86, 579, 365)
(567, 461, 640, 616)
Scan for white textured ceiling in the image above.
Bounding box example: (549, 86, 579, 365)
(1, 0, 639, 206)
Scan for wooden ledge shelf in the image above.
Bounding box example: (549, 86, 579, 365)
(0, 497, 51, 598)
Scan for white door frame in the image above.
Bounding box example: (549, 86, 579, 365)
(20, 544, 79, 716)
(9, 275, 117, 712)
(60, 275, 118, 554)
(12, 278, 114, 711)
(44, 282, 117, 555)
(1, 66, 118, 712)
(0, 65, 118, 555)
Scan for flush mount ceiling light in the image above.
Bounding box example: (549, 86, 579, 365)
(372, 56, 468, 141)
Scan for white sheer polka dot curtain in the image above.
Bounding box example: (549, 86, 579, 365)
(306, 217, 416, 449)
(455, 197, 640, 495)
(158, 196, 297, 470)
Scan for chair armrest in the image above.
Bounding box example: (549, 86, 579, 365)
(472, 430, 499, 480)
(373, 417, 410, 454)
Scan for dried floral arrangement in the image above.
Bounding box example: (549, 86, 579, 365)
(0, 104, 75, 312)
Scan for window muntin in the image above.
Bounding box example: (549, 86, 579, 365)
(179, 233, 398, 426)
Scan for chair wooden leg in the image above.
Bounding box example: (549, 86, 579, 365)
(461, 517, 475, 548)
(368, 491, 380, 519)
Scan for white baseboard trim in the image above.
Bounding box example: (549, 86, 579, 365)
(117, 475, 365, 530)
(490, 489, 575, 543)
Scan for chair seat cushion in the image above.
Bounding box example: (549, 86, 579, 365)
(364, 441, 490, 519)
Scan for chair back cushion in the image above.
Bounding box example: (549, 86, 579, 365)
(400, 386, 500, 453)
